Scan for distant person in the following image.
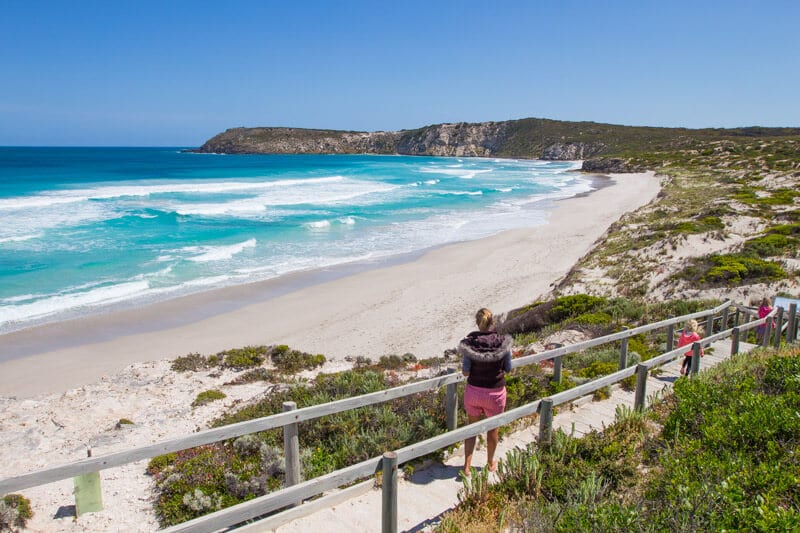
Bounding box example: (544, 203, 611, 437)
(458, 308, 513, 476)
(756, 297, 773, 343)
(678, 319, 704, 376)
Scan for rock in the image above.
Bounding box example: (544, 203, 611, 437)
(581, 158, 639, 173)
(497, 301, 555, 335)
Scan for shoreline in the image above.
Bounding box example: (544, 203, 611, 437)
(0, 172, 660, 398)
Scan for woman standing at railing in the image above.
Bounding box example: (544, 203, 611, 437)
(678, 319, 704, 376)
(458, 307, 513, 476)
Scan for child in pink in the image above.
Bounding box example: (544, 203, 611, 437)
(756, 297, 773, 343)
(678, 319, 704, 376)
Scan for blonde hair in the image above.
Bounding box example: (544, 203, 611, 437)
(475, 308, 494, 332)
(761, 297, 770, 307)
(685, 319, 698, 333)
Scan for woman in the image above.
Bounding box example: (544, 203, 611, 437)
(678, 319, 704, 376)
(458, 308, 513, 476)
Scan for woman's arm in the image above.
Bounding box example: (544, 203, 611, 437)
(462, 355, 471, 377)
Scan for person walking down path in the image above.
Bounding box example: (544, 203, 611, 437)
(458, 308, 513, 477)
(678, 319, 704, 376)
(756, 297, 774, 344)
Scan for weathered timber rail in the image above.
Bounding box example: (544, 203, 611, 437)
(1, 300, 797, 533)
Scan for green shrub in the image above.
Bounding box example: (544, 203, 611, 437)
(742, 233, 798, 257)
(703, 254, 786, 284)
(1, 494, 33, 531)
(375, 355, 408, 370)
(627, 335, 657, 360)
(573, 311, 612, 326)
(576, 361, 618, 379)
(549, 295, 608, 322)
(224, 367, 275, 385)
(220, 346, 267, 370)
(270, 348, 325, 374)
(192, 390, 226, 407)
(147, 452, 178, 476)
(171, 353, 217, 372)
(768, 223, 800, 236)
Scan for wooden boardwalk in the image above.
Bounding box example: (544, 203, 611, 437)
(257, 338, 754, 533)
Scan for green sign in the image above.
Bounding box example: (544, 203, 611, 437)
(73, 472, 103, 516)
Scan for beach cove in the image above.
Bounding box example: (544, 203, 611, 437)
(0, 171, 660, 398)
(0, 170, 660, 532)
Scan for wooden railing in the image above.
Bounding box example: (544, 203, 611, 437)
(2, 300, 797, 533)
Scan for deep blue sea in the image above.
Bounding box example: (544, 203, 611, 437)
(0, 148, 590, 334)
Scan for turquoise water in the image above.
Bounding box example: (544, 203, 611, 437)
(0, 148, 590, 333)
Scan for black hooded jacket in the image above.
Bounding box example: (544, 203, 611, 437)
(458, 331, 513, 389)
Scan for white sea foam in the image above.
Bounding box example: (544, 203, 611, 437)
(420, 167, 492, 180)
(184, 238, 257, 263)
(0, 281, 150, 325)
(0, 233, 42, 244)
(305, 220, 332, 230)
(448, 190, 483, 196)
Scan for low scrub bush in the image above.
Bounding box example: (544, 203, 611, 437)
(220, 346, 267, 370)
(742, 233, 799, 257)
(270, 347, 325, 374)
(192, 390, 226, 407)
(549, 295, 608, 322)
(1, 494, 33, 531)
(171, 353, 218, 372)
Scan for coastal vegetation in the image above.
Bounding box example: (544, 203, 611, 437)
(436, 345, 800, 532)
(556, 135, 799, 301)
(148, 295, 730, 527)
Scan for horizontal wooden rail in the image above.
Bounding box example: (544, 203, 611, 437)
(0, 372, 462, 494)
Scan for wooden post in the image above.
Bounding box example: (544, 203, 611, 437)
(722, 303, 730, 331)
(774, 307, 784, 349)
(789, 304, 798, 343)
(731, 327, 740, 355)
(618, 328, 629, 370)
(734, 308, 740, 328)
(381, 452, 398, 533)
(538, 398, 553, 447)
(445, 369, 458, 431)
(706, 313, 714, 336)
(690, 342, 702, 376)
(282, 401, 301, 504)
(553, 355, 562, 384)
(634, 364, 648, 411)
(666, 323, 675, 351)
(761, 317, 771, 347)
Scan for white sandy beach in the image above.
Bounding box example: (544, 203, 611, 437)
(0, 171, 660, 532)
(0, 172, 660, 399)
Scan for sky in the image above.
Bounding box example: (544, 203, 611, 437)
(1, 0, 798, 146)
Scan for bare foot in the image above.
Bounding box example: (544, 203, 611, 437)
(462, 467, 471, 478)
(488, 460, 498, 472)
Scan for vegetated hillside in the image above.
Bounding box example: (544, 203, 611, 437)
(438, 344, 800, 532)
(555, 135, 800, 304)
(193, 117, 800, 161)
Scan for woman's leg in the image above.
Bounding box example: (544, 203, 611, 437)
(463, 414, 481, 475)
(486, 427, 500, 471)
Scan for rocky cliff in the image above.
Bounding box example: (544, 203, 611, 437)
(194, 118, 800, 170)
(194, 119, 609, 161)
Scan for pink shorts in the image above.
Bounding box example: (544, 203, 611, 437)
(464, 383, 507, 418)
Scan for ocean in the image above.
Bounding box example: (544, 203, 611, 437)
(0, 148, 591, 334)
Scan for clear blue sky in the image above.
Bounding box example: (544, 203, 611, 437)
(2, 0, 798, 146)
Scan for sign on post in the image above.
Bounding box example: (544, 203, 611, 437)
(73, 472, 103, 516)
